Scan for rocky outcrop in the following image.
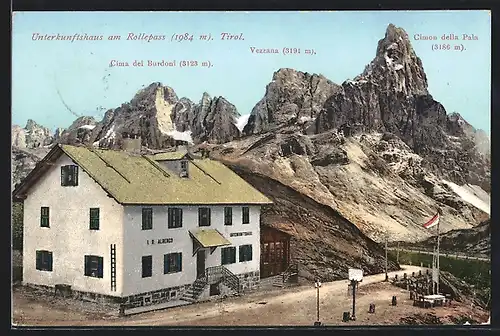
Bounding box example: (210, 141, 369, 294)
(312, 24, 490, 192)
(225, 164, 399, 281)
(243, 68, 341, 135)
(16, 120, 54, 148)
(12, 125, 27, 148)
(175, 93, 241, 144)
(11, 147, 51, 188)
(70, 83, 242, 149)
(57, 116, 97, 146)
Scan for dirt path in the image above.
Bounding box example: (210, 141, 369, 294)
(15, 265, 488, 327)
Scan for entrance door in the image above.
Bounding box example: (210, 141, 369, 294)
(196, 250, 206, 279)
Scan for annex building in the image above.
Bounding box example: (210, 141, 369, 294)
(13, 143, 272, 309)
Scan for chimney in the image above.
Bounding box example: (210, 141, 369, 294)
(122, 133, 142, 154)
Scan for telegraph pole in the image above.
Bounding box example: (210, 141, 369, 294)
(396, 241, 400, 264)
(436, 220, 440, 294)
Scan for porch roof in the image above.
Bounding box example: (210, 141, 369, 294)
(189, 229, 231, 248)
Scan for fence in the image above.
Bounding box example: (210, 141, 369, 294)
(388, 247, 490, 262)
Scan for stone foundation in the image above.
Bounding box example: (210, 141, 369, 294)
(25, 283, 122, 305)
(237, 270, 260, 292)
(121, 284, 191, 309)
(24, 272, 260, 310)
(24, 283, 192, 309)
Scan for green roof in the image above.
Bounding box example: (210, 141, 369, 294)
(148, 151, 188, 161)
(58, 144, 272, 205)
(190, 229, 232, 248)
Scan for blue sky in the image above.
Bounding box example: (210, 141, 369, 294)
(12, 10, 491, 134)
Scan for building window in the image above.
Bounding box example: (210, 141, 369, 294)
(198, 207, 211, 227)
(84, 255, 103, 278)
(164, 252, 182, 274)
(262, 243, 270, 264)
(61, 165, 79, 186)
(168, 208, 183, 228)
(40, 207, 50, 227)
(239, 244, 253, 262)
(221, 246, 236, 265)
(142, 255, 153, 278)
(242, 207, 250, 224)
(180, 160, 189, 178)
(224, 207, 232, 226)
(142, 208, 153, 230)
(89, 208, 100, 230)
(36, 250, 53, 271)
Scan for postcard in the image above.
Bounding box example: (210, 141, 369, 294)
(11, 10, 491, 327)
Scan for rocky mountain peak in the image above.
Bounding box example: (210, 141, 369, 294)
(356, 24, 428, 96)
(243, 68, 341, 135)
(16, 119, 54, 148)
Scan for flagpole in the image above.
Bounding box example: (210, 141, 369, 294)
(432, 246, 436, 295)
(436, 217, 440, 295)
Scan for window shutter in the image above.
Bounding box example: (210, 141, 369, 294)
(239, 247, 244, 262)
(97, 257, 103, 278)
(36, 251, 41, 269)
(198, 208, 202, 225)
(84, 256, 90, 276)
(221, 249, 225, 264)
(179, 209, 183, 227)
(48, 252, 53, 271)
(164, 254, 170, 273)
(61, 166, 66, 185)
(73, 166, 79, 185)
(167, 208, 172, 228)
(178, 253, 182, 272)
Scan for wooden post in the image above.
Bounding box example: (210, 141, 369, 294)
(385, 235, 388, 281)
(436, 220, 440, 294)
(396, 241, 400, 264)
(351, 279, 357, 320)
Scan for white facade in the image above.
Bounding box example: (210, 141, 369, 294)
(21, 153, 261, 299)
(22, 154, 125, 296)
(122, 205, 261, 296)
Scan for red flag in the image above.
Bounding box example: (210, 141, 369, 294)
(424, 213, 440, 229)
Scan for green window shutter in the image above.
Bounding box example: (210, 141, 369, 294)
(142, 208, 153, 230)
(73, 166, 79, 186)
(178, 253, 182, 272)
(84, 256, 90, 276)
(40, 207, 49, 227)
(90, 208, 100, 229)
(48, 252, 53, 271)
(247, 245, 253, 261)
(36, 251, 41, 270)
(61, 166, 67, 186)
(179, 209, 183, 227)
(97, 257, 103, 278)
(239, 246, 244, 262)
(164, 254, 170, 273)
(221, 248, 227, 265)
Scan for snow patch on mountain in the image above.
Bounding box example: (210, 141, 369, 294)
(442, 180, 490, 215)
(166, 129, 193, 143)
(235, 114, 250, 132)
(79, 124, 96, 130)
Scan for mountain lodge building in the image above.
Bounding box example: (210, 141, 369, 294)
(12, 144, 273, 309)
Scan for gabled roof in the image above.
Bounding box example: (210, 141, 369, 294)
(147, 151, 189, 161)
(13, 144, 273, 205)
